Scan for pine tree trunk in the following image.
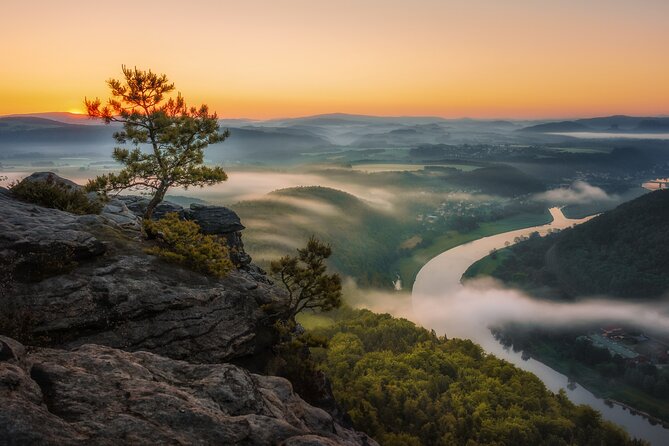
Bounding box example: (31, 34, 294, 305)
(144, 186, 168, 219)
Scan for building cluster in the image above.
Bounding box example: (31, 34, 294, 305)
(585, 328, 669, 366)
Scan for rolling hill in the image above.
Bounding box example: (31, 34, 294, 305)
(520, 115, 669, 133)
(0, 116, 115, 156)
(234, 186, 408, 287)
(468, 189, 669, 299)
(446, 164, 546, 196)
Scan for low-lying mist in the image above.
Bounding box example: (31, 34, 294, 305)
(411, 277, 669, 342)
(340, 275, 669, 348)
(534, 180, 617, 205)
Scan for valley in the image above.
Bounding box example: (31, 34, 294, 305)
(2, 112, 669, 444)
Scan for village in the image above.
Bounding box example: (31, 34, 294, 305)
(584, 327, 669, 367)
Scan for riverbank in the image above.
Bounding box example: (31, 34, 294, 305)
(395, 210, 553, 289)
(503, 332, 669, 425)
(411, 207, 669, 446)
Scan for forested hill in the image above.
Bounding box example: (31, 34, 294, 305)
(309, 309, 642, 445)
(473, 189, 669, 299)
(235, 186, 407, 287)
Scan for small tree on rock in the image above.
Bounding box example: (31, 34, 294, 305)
(85, 66, 229, 218)
(270, 236, 342, 321)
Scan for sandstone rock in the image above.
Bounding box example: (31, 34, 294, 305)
(119, 196, 253, 267)
(184, 204, 252, 267)
(18, 172, 82, 191)
(0, 192, 106, 280)
(184, 203, 246, 234)
(0, 337, 377, 446)
(100, 199, 142, 233)
(117, 195, 184, 219)
(0, 186, 279, 363)
(0, 179, 370, 445)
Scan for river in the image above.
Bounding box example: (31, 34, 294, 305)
(411, 207, 669, 445)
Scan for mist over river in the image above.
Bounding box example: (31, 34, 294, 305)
(412, 208, 669, 445)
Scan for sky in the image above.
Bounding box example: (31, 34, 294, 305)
(1, 0, 668, 119)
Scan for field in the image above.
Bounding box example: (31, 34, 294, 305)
(395, 210, 552, 288)
(462, 247, 513, 279)
(350, 162, 481, 172)
(546, 147, 611, 154)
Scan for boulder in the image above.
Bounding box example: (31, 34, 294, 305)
(184, 203, 246, 234)
(17, 172, 82, 191)
(99, 199, 142, 233)
(0, 192, 106, 281)
(119, 196, 253, 267)
(185, 204, 251, 267)
(117, 195, 184, 220)
(0, 337, 377, 446)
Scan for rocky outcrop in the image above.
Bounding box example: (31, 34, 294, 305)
(117, 195, 184, 220)
(0, 191, 106, 281)
(185, 203, 252, 267)
(0, 187, 279, 363)
(118, 196, 253, 267)
(0, 175, 374, 445)
(99, 199, 142, 234)
(19, 171, 82, 191)
(0, 336, 376, 446)
(184, 203, 246, 233)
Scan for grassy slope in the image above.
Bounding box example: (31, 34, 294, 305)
(396, 210, 552, 289)
(463, 248, 513, 278)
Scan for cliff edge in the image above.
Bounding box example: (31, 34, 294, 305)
(0, 174, 376, 445)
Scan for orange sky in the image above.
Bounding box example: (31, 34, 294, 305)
(1, 0, 668, 119)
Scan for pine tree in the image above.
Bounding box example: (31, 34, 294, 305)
(85, 66, 228, 218)
(270, 236, 342, 320)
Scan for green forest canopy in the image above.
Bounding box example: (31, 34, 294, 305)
(470, 189, 669, 299)
(310, 309, 644, 446)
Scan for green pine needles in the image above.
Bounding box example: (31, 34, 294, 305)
(270, 236, 343, 321)
(144, 213, 233, 278)
(85, 66, 229, 219)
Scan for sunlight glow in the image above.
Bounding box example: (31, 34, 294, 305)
(0, 0, 667, 118)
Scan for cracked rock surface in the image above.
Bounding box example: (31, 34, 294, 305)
(0, 180, 376, 445)
(0, 337, 377, 446)
(0, 191, 283, 363)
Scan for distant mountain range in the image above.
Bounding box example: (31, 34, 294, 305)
(0, 114, 334, 161)
(518, 115, 669, 133)
(0, 116, 116, 155)
(1, 112, 524, 129)
(4, 112, 103, 126)
(2, 112, 668, 161)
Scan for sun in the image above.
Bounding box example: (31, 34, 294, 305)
(67, 108, 84, 115)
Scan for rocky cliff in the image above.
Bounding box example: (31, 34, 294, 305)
(0, 337, 373, 446)
(0, 174, 376, 445)
(0, 183, 277, 362)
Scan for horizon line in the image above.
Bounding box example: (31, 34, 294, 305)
(3, 110, 669, 123)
